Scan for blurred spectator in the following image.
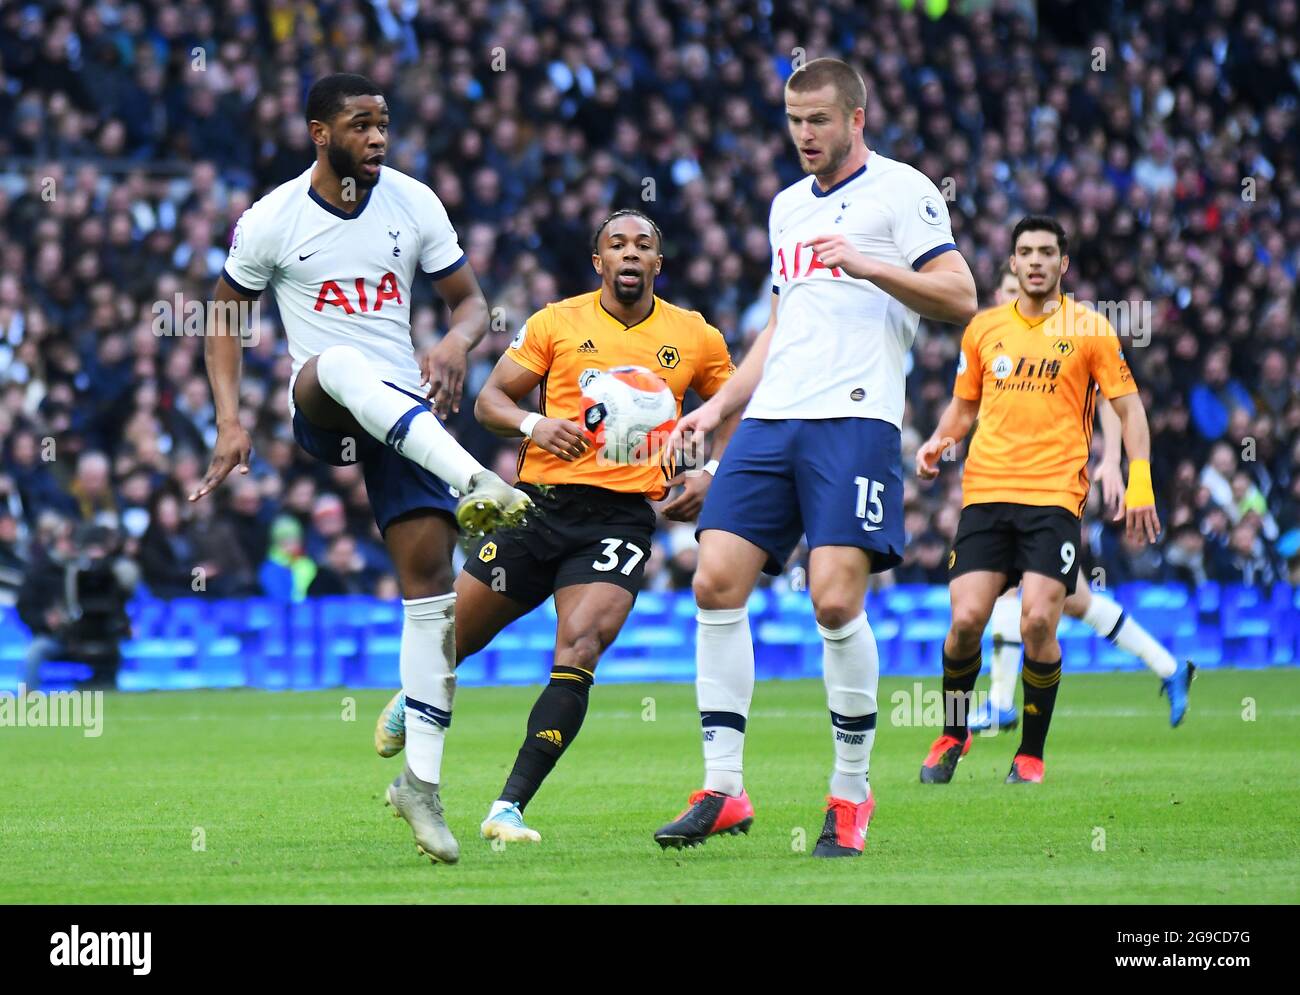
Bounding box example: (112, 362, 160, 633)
(4, 430, 75, 524)
(226, 475, 272, 569)
(67, 451, 118, 525)
(895, 531, 950, 585)
(306, 492, 348, 561)
(138, 490, 202, 598)
(1164, 523, 1210, 589)
(190, 491, 258, 596)
(307, 534, 369, 596)
(0, 508, 24, 606)
(1220, 520, 1278, 588)
(259, 514, 317, 601)
(1190, 347, 1256, 442)
(16, 521, 138, 688)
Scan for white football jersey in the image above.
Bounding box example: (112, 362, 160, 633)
(746, 153, 956, 426)
(221, 165, 465, 412)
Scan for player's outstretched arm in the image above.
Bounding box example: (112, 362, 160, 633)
(801, 237, 978, 325)
(475, 354, 589, 462)
(190, 275, 255, 502)
(1095, 394, 1125, 522)
(420, 264, 490, 417)
(1108, 393, 1161, 544)
(916, 396, 979, 480)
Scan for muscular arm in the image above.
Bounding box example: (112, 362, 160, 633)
(860, 250, 979, 325)
(1108, 392, 1151, 463)
(207, 275, 253, 427)
(1108, 391, 1160, 542)
(419, 263, 490, 415)
(475, 354, 588, 461)
(1095, 393, 1125, 520)
(801, 240, 978, 325)
(930, 395, 980, 449)
(915, 395, 980, 479)
(431, 263, 489, 351)
(190, 275, 256, 501)
(475, 354, 544, 436)
(1099, 394, 1123, 466)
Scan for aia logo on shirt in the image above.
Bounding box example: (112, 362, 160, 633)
(313, 273, 403, 314)
(774, 240, 843, 282)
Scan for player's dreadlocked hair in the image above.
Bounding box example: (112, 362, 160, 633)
(591, 209, 664, 254)
(305, 73, 385, 125)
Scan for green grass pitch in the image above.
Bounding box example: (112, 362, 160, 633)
(2, 669, 1297, 904)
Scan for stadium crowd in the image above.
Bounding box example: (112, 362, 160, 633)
(0, 0, 1297, 612)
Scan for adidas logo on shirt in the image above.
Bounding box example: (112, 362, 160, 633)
(577, 339, 598, 353)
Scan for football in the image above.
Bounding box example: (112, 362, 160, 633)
(579, 366, 678, 464)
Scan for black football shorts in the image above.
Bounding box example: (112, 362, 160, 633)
(948, 502, 1082, 594)
(462, 483, 657, 609)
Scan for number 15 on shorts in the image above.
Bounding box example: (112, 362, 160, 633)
(854, 476, 885, 533)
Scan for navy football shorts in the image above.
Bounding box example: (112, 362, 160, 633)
(697, 416, 905, 575)
(291, 381, 458, 536)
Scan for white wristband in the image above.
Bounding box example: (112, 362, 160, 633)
(519, 413, 542, 438)
(703, 459, 720, 476)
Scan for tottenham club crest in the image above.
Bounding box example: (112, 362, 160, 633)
(388, 229, 401, 257)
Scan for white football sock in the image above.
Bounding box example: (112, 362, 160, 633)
(315, 344, 484, 492)
(820, 613, 878, 804)
(696, 607, 754, 797)
(400, 593, 457, 784)
(988, 594, 1022, 711)
(1081, 592, 1177, 678)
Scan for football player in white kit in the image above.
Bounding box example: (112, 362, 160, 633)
(190, 74, 531, 865)
(653, 58, 978, 856)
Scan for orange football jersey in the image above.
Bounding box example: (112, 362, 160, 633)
(953, 295, 1137, 515)
(506, 291, 734, 499)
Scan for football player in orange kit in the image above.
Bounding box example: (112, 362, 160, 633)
(375, 209, 738, 849)
(916, 216, 1162, 784)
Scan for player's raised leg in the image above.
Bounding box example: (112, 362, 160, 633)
(1008, 572, 1068, 783)
(969, 591, 1021, 733)
(653, 529, 766, 849)
(921, 569, 1004, 783)
(1063, 578, 1193, 726)
(298, 350, 531, 535)
(808, 546, 879, 857)
(480, 580, 636, 844)
(379, 510, 462, 864)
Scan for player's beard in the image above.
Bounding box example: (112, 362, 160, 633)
(612, 273, 646, 304)
(803, 127, 855, 178)
(325, 139, 373, 190)
(1021, 270, 1062, 302)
